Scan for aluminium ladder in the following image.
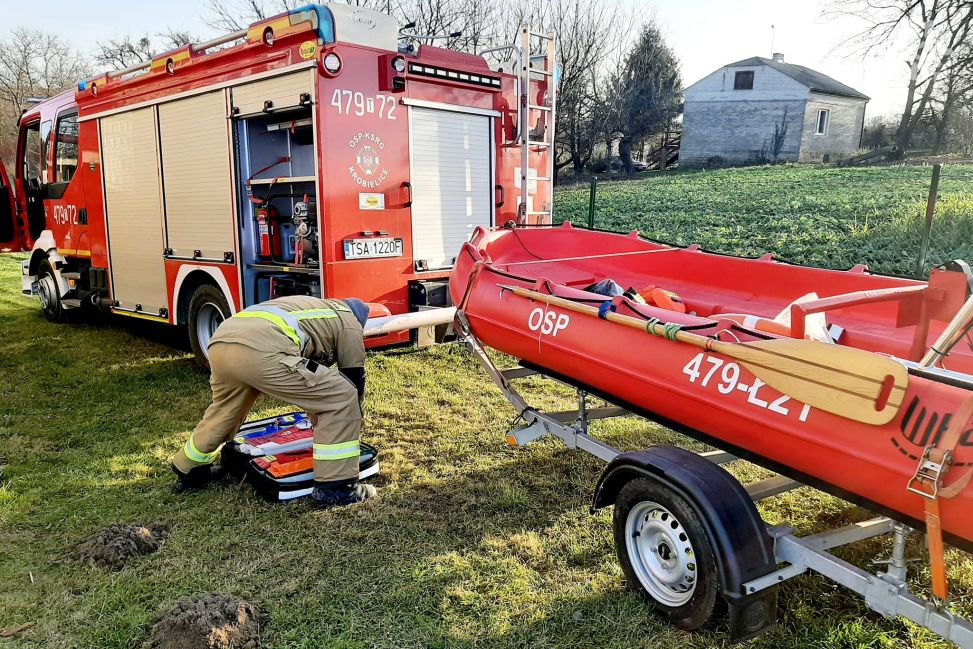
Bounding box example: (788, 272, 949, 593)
(518, 27, 556, 224)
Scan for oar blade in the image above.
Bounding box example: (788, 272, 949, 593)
(732, 338, 908, 426)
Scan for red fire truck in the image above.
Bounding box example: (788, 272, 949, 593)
(0, 4, 554, 366)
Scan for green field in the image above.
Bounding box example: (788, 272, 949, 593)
(2, 164, 973, 648)
(556, 164, 973, 278)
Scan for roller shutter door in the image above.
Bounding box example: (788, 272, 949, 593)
(101, 108, 168, 315)
(409, 108, 492, 270)
(231, 70, 313, 117)
(158, 91, 235, 260)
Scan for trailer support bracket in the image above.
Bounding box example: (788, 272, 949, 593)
(743, 518, 973, 647)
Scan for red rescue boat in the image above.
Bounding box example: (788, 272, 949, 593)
(450, 223, 973, 553)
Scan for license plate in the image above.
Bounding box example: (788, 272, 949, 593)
(343, 237, 403, 259)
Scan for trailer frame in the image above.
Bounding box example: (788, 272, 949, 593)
(456, 310, 973, 647)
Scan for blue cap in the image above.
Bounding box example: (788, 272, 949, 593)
(341, 298, 369, 328)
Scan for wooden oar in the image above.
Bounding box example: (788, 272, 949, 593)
(504, 286, 908, 426)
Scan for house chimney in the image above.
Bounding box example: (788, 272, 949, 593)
(772, 52, 785, 63)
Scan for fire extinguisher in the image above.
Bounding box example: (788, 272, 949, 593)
(256, 207, 272, 257)
(246, 156, 290, 259)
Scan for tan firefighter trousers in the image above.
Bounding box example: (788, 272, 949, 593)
(172, 342, 362, 482)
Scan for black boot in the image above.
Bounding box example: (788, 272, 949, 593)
(311, 479, 376, 508)
(172, 463, 225, 493)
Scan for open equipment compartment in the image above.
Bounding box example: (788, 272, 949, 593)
(235, 104, 321, 306)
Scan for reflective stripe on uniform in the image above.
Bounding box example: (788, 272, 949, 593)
(313, 440, 360, 461)
(233, 308, 305, 349)
(184, 437, 220, 465)
(232, 304, 342, 350)
(291, 308, 339, 320)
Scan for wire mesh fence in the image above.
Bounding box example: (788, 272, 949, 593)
(553, 163, 973, 280)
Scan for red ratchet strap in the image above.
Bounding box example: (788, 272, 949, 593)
(457, 260, 486, 311)
(245, 156, 291, 205)
(907, 395, 973, 601)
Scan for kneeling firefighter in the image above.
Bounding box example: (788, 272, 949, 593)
(171, 295, 374, 507)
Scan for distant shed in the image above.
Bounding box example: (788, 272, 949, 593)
(680, 54, 869, 166)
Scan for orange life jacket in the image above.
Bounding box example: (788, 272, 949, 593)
(639, 286, 687, 313)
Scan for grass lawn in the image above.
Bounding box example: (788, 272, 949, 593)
(555, 164, 973, 278)
(2, 165, 973, 647)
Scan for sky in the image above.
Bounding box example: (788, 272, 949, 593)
(3, 0, 909, 117)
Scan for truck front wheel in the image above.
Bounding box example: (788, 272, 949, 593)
(187, 284, 230, 371)
(37, 259, 67, 323)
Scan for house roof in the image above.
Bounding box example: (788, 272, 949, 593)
(726, 56, 869, 100)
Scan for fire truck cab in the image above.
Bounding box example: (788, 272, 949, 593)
(3, 4, 554, 366)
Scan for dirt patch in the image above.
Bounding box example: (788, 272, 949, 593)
(142, 593, 268, 649)
(72, 523, 168, 569)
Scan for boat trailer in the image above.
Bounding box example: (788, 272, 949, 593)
(455, 310, 973, 647)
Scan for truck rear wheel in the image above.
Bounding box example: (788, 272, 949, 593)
(613, 477, 721, 631)
(37, 259, 67, 323)
(187, 284, 230, 370)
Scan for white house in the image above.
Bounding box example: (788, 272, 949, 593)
(680, 54, 869, 166)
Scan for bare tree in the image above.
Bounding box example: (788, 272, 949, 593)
(94, 30, 196, 71)
(834, 0, 973, 151)
(481, 0, 627, 180)
(928, 37, 973, 153)
(0, 29, 90, 168)
(949, 104, 973, 155)
(204, 0, 294, 32)
(95, 36, 153, 71)
(545, 0, 626, 179)
(451, 0, 503, 53)
(397, 0, 471, 50)
(204, 0, 503, 54)
(203, 0, 390, 32)
(0, 29, 90, 108)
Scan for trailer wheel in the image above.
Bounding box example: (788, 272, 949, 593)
(37, 259, 67, 323)
(187, 284, 230, 370)
(613, 478, 721, 631)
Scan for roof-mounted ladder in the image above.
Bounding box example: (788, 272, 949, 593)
(518, 27, 556, 224)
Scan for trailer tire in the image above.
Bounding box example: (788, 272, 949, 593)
(187, 284, 230, 371)
(38, 259, 67, 323)
(613, 477, 721, 631)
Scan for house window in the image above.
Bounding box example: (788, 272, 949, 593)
(816, 109, 830, 135)
(734, 71, 754, 90)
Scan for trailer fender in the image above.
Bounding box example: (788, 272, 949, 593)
(592, 445, 778, 642)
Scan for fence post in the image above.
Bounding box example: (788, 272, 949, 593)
(660, 130, 669, 171)
(916, 163, 942, 278)
(587, 176, 597, 229)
